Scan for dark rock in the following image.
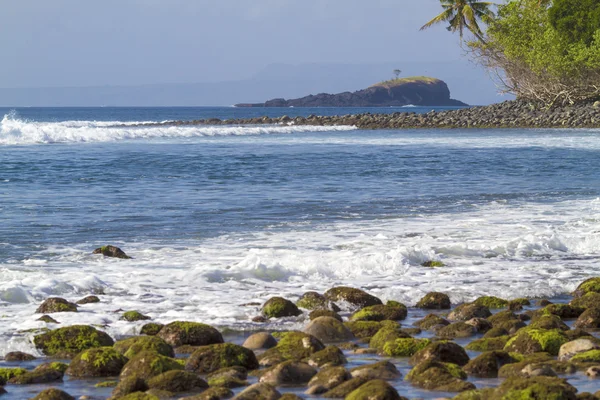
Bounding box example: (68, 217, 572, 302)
(93, 245, 131, 259)
(416, 292, 451, 309)
(114, 336, 175, 358)
(448, 303, 491, 321)
(437, 322, 478, 339)
(464, 351, 519, 378)
(411, 341, 470, 366)
(157, 321, 223, 347)
(574, 308, 600, 329)
(324, 286, 382, 309)
(147, 370, 208, 392)
(296, 292, 338, 311)
(120, 310, 151, 321)
(306, 366, 350, 394)
(414, 314, 450, 330)
(185, 343, 258, 374)
(369, 324, 412, 351)
(346, 379, 405, 400)
(492, 376, 577, 399)
(406, 360, 475, 392)
(303, 316, 354, 343)
(473, 296, 508, 309)
(8, 365, 63, 384)
(35, 297, 77, 314)
(466, 336, 510, 352)
(259, 361, 317, 386)
(309, 309, 342, 321)
(350, 301, 407, 321)
(504, 328, 569, 356)
(37, 315, 59, 323)
(257, 331, 324, 366)
(322, 376, 370, 398)
(111, 376, 149, 398)
(141, 323, 164, 336)
(30, 388, 75, 400)
(573, 277, 600, 297)
(233, 382, 281, 400)
(3, 351, 36, 361)
(76, 295, 100, 305)
(262, 297, 302, 319)
(189, 387, 234, 399)
(344, 321, 384, 339)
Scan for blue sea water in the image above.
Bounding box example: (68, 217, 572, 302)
(1, 106, 600, 397)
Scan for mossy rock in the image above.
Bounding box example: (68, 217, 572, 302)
(573, 277, 600, 297)
(309, 309, 342, 321)
(414, 313, 450, 330)
(95, 380, 118, 387)
(303, 316, 354, 343)
(0, 367, 27, 383)
(66, 347, 128, 377)
(157, 321, 223, 347)
(346, 379, 404, 400)
(147, 370, 209, 392)
(296, 291, 337, 311)
(258, 331, 324, 366)
(141, 323, 164, 336)
(350, 301, 407, 322)
(490, 319, 526, 334)
(570, 349, 600, 363)
(474, 296, 508, 309)
(369, 324, 411, 350)
(570, 292, 600, 309)
(262, 297, 302, 319)
(37, 315, 60, 324)
(464, 351, 519, 378)
(4, 351, 36, 361)
(448, 303, 491, 321)
(305, 345, 347, 367)
(411, 341, 470, 366)
(487, 310, 518, 325)
(529, 315, 569, 331)
(208, 375, 247, 388)
(322, 376, 370, 398)
(543, 304, 585, 319)
(33, 325, 114, 357)
(30, 388, 75, 400)
(492, 376, 577, 399)
(111, 376, 149, 398)
(259, 360, 317, 386)
(114, 336, 175, 359)
(189, 386, 234, 399)
(234, 382, 281, 400)
(406, 360, 475, 392)
(504, 328, 570, 356)
(497, 353, 566, 378)
(8, 364, 64, 384)
(93, 245, 131, 259)
(466, 336, 511, 352)
(76, 295, 100, 305)
(185, 343, 258, 374)
(306, 366, 350, 394)
(574, 307, 600, 329)
(35, 297, 78, 314)
(350, 360, 402, 380)
(484, 327, 509, 338)
(382, 338, 432, 357)
(119, 350, 183, 380)
(344, 321, 383, 339)
(120, 311, 151, 322)
(324, 286, 382, 309)
(421, 260, 445, 268)
(436, 322, 477, 339)
(416, 292, 451, 309)
(118, 393, 159, 400)
(452, 389, 496, 400)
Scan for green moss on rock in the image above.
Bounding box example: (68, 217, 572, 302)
(33, 325, 114, 357)
(324, 286, 382, 309)
(504, 328, 570, 356)
(157, 321, 223, 347)
(411, 341, 470, 366)
(466, 336, 511, 352)
(369, 325, 411, 350)
(262, 297, 302, 318)
(474, 296, 509, 309)
(350, 302, 407, 322)
(0, 367, 27, 382)
(570, 349, 600, 363)
(416, 292, 451, 309)
(574, 277, 600, 297)
(185, 343, 259, 374)
(296, 292, 335, 311)
(140, 323, 164, 336)
(406, 360, 475, 392)
(66, 347, 128, 377)
(120, 311, 151, 322)
(147, 370, 209, 392)
(344, 321, 383, 339)
(258, 331, 324, 365)
(492, 376, 577, 399)
(30, 388, 75, 400)
(383, 338, 431, 357)
(421, 260, 445, 267)
(346, 379, 403, 400)
(305, 345, 347, 367)
(114, 336, 174, 359)
(35, 297, 78, 314)
(119, 350, 183, 380)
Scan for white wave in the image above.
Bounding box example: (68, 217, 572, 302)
(0, 113, 357, 145)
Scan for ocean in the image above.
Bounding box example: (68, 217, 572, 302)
(1, 106, 600, 396)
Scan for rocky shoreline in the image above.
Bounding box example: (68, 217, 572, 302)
(133, 100, 600, 130)
(2, 247, 600, 399)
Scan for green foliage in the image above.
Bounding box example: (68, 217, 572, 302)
(549, 0, 600, 45)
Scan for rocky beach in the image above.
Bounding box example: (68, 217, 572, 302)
(1, 247, 600, 400)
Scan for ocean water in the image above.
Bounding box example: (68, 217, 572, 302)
(1, 106, 600, 360)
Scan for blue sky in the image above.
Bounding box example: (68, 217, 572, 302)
(0, 1, 505, 104)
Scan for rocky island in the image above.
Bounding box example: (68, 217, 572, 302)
(235, 76, 468, 108)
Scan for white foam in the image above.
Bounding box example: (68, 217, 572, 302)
(2, 196, 600, 354)
(0, 112, 356, 145)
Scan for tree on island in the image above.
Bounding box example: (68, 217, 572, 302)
(424, 0, 600, 106)
(393, 69, 402, 79)
(420, 0, 495, 43)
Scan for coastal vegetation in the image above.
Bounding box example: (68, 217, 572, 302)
(424, 0, 600, 107)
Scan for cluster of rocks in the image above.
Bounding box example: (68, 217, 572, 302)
(132, 99, 600, 130)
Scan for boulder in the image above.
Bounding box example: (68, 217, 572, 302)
(414, 313, 450, 330)
(573, 277, 600, 297)
(406, 360, 475, 392)
(33, 325, 114, 357)
(30, 389, 75, 400)
(543, 304, 585, 319)
(296, 292, 337, 311)
(350, 360, 401, 380)
(3, 351, 36, 361)
(185, 343, 259, 374)
(570, 292, 600, 309)
(350, 301, 407, 322)
(586, 366, 600, 378)
(504, 328, 569, 356)
(321, 376, 370, 398)
(309, 309, 342, 321)
(147, 370, 209, 392)
(344, 321, 384, 339)
(76, 295, 100, 305)
(35, 297, 77, 314)
(0, 367, 26, 383)
(303, 316, 354, 343)
(233, 382, 281, 400)
(242, 332, 277, 350)
(410, 341, 470, 366)
(260, 361, 317, 386)
(558, 338, 600, 361)
(93, 245, 131, 259)
(529, 315, 569, 331)
(306, 366, 350, 394)
(416, 292, 451, 309)
(119, 350, 183, 380)
(492, 376, 577, 399)
(570, 349, 600, 363)
(466, 336, 511, 352)
(141, 323, 164, 336)
(574, 308, 600, 329)
(257, 331, 324, 366)
(66, 347, 128, 377)
(346, 379, 405, 400)
(305, 345, 347, 367)
(473, 296, 508, 309)
(157, 321, 223, 347)
(436, 322, 478, 339)
(8, 364, 63, 384)
(464, 351, 518, 378)
(324, 287, 382, 309)
(465, 317, 493, 333)
(262, 297, 302, 319)
(484, 327, 509, 338)
(448, 303, 491, 321)
(369, 324, 411, 351)
(114, 336, 174, 359)
(120, 311, 151, 322)
(382, 338, 432, 357)
(189, 387, 234, 399)
(111, 376, 149, 398)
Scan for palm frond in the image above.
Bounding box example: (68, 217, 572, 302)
(420, 8, 455, 31)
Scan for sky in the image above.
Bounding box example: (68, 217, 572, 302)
(0, 0, 505, 104)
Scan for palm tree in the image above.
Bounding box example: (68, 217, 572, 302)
(420, 0, 495, 43)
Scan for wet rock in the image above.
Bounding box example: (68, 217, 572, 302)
(147, 370, 209, 392)
(570, 292, 600, 309)
(346, 379, 405, 400)
(350, 301, 407, 322)
(406, 360, 475, 392)
(8, 364, 63, 384)
(573, 277, 600, 297)
(493, 319, 527, 334)
(558, 338, 600, 361)
(474, 296, 508, 309)
(233, 382, 281, 400)
(521, 363, 557, 377)
(262, 297, 302, 319)
(304, 316, 354, 343)
(504, 328, 569, 356)
(570, 349, 600, 363)
(497, 353, 574, 378)
(37, 315, 59, 323)
(309, 309, 342, 321)
(35, 297, 78, 314)
(529, 314, 569, 331)
(279, 394, 302, 400)
(305, 345, 347, 367)
(111, 376, 149, 398)
(421, 261, 445, 268)
(3, 351, 36, 361)
(0, 367, 26, 383)
(586, 366, 600, 378)
(382, 338, 432, 357)
(464, 351, 518, 378)
(369, 324, 411, 351)
(185, 343, 258, 374)
(31, 388, 75, 400)
(187, 387, 234, 399)
(448, 303, 491, 321)
(119, 350, 183, 380)
(257, 331, 324, 366)
(492, 376, 577, 399)
(484, 327, 509, 338)
(33, 325, 114, 357)
(437, 322, 478, 339)
(466, 336, 511, 351)
(343, 321, 383, 339)
(120, 310, 151, 322)
(260, 360, 317, 386)
(350, 360, 401, 380)
(76, 295, 100, 305)
(322, 376, 370, 398)
(141, 323, 164, 336)
(574, 307, 600, 329)
(296, 292, 338, 311)
(93, 245, 131, 259)
(543, 303, 585, 319)
(416, 292, 451, 309)
(66, 347, 128, 377)
(157, 321, 224, 347)
(486, 310, 518, 325)
(414, 313, 450, 330)
(207, 366, 248, 382)
(324, 286, 382, 309)
(465, 317, 493, 333)
(242, 332, 278, 350)
(118, 392, 161, 400)
(411, 341, 470, 366)
(306, 366, 350, 394)
(114, 336, 175, 358)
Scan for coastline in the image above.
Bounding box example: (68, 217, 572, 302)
(134, 100, 600, 130)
